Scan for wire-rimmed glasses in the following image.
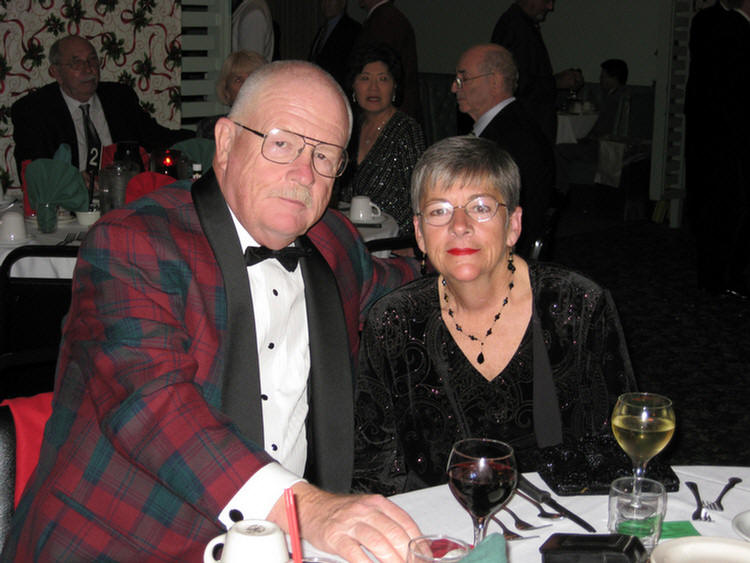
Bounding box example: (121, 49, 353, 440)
(233, 122, 348, 178)
(57, 56, 99, 72)
(417, 195, 506, 226)
(453, 72, 494, 89)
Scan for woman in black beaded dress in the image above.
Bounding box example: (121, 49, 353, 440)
(353, 136, 636, 496)
(337, 44, 425, 234)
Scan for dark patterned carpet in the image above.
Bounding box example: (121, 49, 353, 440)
(550, 185, 750, 467)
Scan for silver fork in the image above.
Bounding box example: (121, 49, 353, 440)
(516, 490, 563, 519)
(685, 481, 712, 521)
(503, 507, 551, 531)
(56, 232, 76, 246)
(703, 477, 742, 511)
(490, 515, 538, 541)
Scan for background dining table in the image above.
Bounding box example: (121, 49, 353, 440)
(556, 112, 599, 144)
(301, 466, 750, 561)
(0, 193, 88, 279)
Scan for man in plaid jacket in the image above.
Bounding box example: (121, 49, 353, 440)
(3, 61, 421, 562)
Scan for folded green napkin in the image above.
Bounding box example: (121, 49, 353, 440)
(660, 520, 700, 539)
(462, 533, 506, 563)
(53, 143, 73, 163)
(170, 138, 215, 172)
(25, 158, 89, 232)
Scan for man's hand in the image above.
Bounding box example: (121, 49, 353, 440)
(268, 481, 422, 562)
(555, 68, 584, 91)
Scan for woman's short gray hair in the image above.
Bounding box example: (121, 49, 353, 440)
(410, 135, 521, 214)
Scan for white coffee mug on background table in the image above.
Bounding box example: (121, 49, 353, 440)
(0, 211, 27, 243)
(349, 195, 382, 223)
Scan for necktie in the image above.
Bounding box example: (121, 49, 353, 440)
(244, 245, 310, 272)
(80, 103, 102, 172)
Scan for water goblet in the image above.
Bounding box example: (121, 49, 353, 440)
(446, 438, 517, 548)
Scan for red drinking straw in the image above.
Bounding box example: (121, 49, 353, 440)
(284, 487, 303, 563)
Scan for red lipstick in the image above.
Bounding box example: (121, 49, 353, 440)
(447, 248, 478, 256)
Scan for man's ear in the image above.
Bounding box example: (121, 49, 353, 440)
(213, 117, 235, 177)
(49, 65, 59, 82)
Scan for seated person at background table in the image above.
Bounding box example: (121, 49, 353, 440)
(556, 59, 630, 188)
(11, 35, 192, 178)
(336, 43, 425, 235)
(2, 61, 422, 563)
(452, 43, 554, 258)
(353, 136, 636, 496)
(196, 50, 267, 140)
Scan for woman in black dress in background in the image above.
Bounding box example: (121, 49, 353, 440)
(337, 44, 425, 234)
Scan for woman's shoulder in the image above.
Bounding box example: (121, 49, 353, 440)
(529, 261, 607, 299)
(367, 276, 437, 318)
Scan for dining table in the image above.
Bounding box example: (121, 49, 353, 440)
(556, 112, 599, 144)
(300, 466, 750, 561)
(0, 192, 88, 279)
(337, 203, 400, 259)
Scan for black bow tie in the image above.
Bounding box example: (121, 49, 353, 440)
(244, 245, 310, 272)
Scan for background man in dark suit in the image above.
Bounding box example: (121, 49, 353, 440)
(688, 0, 750, 296)
(491, 0, 582, 143)
(310, 0, 362, 88)
(356, 0, 421, 120)
(453, 43, 555, 258)
(11, 35, 191, 176)
(3, 61, 421, 562)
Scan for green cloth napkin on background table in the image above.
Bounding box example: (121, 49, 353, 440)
(170, 138, 215, 172)
(25, 158, 89, 232)
(462, 533, 507, 562)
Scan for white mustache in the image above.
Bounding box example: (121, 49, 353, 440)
(269, 185, 312, 208)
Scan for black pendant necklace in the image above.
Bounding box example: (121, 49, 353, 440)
(442, 253, 516, 365)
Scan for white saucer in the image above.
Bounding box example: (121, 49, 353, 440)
(25, 214, 76, 226)
(350, 214, 385, 225)
(732, 510, 750, 541)
(0, 235, 34, 247)
(651, 536, 750, 562)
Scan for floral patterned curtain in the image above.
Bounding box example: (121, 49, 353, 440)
(0, 0, 183, 187)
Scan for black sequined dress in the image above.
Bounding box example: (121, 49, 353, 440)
(339, 111, 425, 234)
(353, 262, 636, 496)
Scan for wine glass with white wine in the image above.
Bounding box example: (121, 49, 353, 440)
(611, 392, 675, 502)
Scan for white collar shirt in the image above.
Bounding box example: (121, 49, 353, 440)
(59, 87, 113, 170)
(229, 208, 310, 477)
(473, 97, 516, 137)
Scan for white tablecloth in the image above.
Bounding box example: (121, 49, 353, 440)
(0, 211, 88, 279)
(302, 466, 750, 561)
(556, 112, 599, 144)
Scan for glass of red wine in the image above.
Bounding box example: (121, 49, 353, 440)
(446, 438, 517, 547)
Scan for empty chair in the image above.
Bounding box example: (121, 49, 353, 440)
(0, 245, 77, 398)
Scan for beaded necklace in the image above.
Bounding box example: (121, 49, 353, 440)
(441, 253, 516, 365)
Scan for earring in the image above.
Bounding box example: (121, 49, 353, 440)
(507, 249, 516, 273)
(392, 92, 396, 102)
(420, 253, 427, 275)
(352, 92, 357, 103)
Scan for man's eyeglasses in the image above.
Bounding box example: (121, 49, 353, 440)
(58, 56, 99, 72)
(453, 72, 493, 89)
(233, 122, 348, 178)
(417, 195, 506, 226)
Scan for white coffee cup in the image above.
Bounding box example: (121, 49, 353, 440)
(0, 211, 27, 243)
(76, 210, 101, 227)
(350, 195, 382, 223)
(204, 519, 288, 563)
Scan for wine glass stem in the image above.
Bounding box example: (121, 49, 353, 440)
(472, 517, 488, 547)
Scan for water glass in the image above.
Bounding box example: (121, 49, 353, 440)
(608, 477, 666, 552)
(406, 535, 470, 562)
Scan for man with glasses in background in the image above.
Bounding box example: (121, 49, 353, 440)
(452, 44, 555, 258)
(11, 35, 191, 178)
(3, 60, 421, 562)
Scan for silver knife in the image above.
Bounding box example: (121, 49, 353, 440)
(518, 475, 596, 533)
